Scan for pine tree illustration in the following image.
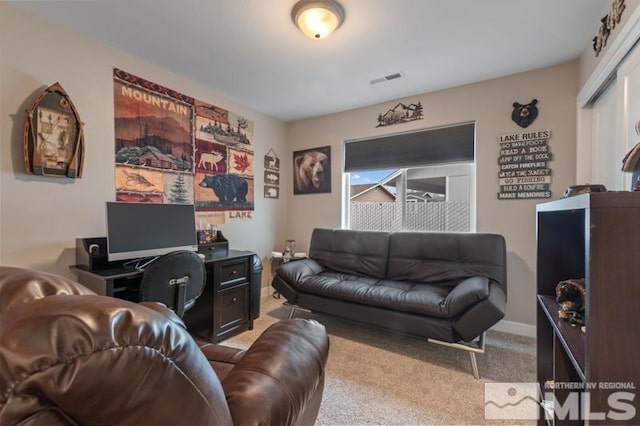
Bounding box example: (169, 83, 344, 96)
(168, 174, 190, 204)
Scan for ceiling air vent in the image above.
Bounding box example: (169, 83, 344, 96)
(370, 72, 403, 85)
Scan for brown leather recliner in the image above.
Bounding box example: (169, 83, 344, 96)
(0, 266, 329, 426)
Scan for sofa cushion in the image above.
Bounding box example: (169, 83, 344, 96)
(297, 272, 490, 318)
(309, 228, 390, 279)
(387, 232, 507, 296)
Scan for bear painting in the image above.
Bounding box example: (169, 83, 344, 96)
(511, 99, 538, 128)
(293, 146, 331, 194)
(199, 174, 248, 205)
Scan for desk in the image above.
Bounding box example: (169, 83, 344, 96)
(70, 249, 258, 343)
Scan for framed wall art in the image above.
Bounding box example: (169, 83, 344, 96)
(293, 145, 331, 194)
(113, 68, 255, 225)
(264, 148, 280, 170)
(23, 82, 85, 178)
(264, 185, 279, 199)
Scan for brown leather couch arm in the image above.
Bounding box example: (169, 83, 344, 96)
(0, 266, 95, 312)
(0, 281, 233, 426)
(197, 338, 247, 380)
(222, 319, 329, 426)
(1, 267, 330, 426)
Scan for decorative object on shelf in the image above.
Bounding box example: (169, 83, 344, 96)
(197, 224, 218, 245)
(293, 146, 331, 194)
(560, 183, 607, 198)
(592, 0, 625, 57)
(622, 143, 640, 172)
(511, 99, 538, 128)
(282, 239, 296, 262)
(291, 0, 345, 40)
(264, 148, 280, 199)
(555, 278, 586, 326)
(375, 101, 424, 128)
(497, 129, 552, 200)
(23, 82, 85, 178)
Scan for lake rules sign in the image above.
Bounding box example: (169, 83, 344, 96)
(498, 130, 552, 200)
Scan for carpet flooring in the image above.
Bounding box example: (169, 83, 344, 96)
(223, 295, 537, 425)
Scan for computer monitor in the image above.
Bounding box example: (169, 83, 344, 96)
(106, 202, 198, 263)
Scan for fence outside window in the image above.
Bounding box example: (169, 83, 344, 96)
(350, 200, 470, 232)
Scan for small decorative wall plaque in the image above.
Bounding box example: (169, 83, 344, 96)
(375, 101, 423, 127)
(23, 82, 85, 178)
(264, 148, 280, 171)
(511, 99, 538, 128)
(264, 148, 280, 198)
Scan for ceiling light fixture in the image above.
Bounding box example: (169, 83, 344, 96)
(291, 0, 345, 40)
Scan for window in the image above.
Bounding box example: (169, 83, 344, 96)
(343, 123, 475, 232)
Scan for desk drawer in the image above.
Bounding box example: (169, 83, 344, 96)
(218, 259, 248, 287)
(218, 285, 248, 333)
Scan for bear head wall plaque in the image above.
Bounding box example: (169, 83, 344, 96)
(511, 99, 538, 128)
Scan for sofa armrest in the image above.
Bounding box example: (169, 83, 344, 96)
(442, 276, 490, 317)
(276, 258, 325, 283)
(222, 318, 329, 426)
(453, 281, 506, 341)
(272, 259, 326, 302)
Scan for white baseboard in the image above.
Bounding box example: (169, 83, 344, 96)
(491, 319, 536, 338)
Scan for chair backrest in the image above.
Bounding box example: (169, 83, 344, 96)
(139, 250, 206, 318)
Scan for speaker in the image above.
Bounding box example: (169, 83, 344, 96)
(76, 237, 109, 271)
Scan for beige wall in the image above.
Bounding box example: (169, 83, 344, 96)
(0, 3, 289, 285)
(287, 61, 580, 326)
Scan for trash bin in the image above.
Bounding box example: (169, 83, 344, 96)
(250, 254, 263, 320)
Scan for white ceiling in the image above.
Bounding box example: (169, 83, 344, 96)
(11, 0, 610, 122)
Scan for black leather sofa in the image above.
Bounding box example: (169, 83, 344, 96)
(272, 228, 507, 378)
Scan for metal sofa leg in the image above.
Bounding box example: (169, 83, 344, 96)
(427, 332, 485, 379)
(468, 352, 479, 380)
(282, 303, 314, 320)
(283, 302, 297, 319)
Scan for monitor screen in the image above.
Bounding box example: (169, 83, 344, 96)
(106, 202, 198, 262)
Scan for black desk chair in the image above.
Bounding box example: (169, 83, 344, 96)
(139, 250, 205, 318)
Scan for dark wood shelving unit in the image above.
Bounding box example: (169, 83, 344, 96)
(537, 295, 586, 381)
(536, 192, 640, 425)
